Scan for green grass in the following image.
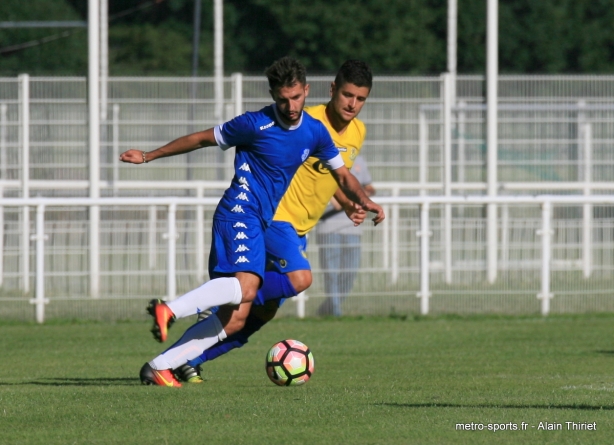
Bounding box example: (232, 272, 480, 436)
(1, 314, 614, 444)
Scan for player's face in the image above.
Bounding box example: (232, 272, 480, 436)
(329, 82, 370, 124)
(270, 82, 310, 125)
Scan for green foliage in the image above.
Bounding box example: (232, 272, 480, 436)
(1, 315, 614, 444)
(0, 0, 87, 75)
(2, 0, 614, 76)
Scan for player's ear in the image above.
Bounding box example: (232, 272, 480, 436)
(304, 83, 310, 97)
(330, 82, 336, 97)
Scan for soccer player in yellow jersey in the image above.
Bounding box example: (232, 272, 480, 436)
(174, 60, 374, 383)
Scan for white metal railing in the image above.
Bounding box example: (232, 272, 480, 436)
(3, 194, 614, 323)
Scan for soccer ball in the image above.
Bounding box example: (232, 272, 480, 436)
(265, 339, 314, 386)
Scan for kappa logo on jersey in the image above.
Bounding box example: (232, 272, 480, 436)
(233, 222, 247, 228)
(301, 149, 310, 162)
(259, 121, 275, 131)
(239, 183, 250, 191)
(234, 232, 249, 240)
(231, 205, 245, 213)
(235, 256, 250, 264)
(235, 244, 250, 253)
(235, 192, 249, 201)
(239, 163, 251, 172)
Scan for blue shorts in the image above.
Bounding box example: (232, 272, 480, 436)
(208, 218, 266, 281)
(264, 221, 311, 274)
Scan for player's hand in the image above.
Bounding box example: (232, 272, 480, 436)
(344, 202, 368, 226)
(362, 201, 385, 226)
(119, 149, 146, 164)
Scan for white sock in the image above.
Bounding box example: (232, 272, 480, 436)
(150, 314, 228, 370)
(167, 277, 243, 319)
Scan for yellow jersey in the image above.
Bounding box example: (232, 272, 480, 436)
(273, 104, 366, 235)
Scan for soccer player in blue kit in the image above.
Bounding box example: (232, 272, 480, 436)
(174, 60, 376, 384)
(120, 56, 384, 387)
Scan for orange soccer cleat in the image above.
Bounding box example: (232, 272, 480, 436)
(146, 299, 176, 343)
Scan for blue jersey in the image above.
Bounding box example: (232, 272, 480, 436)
(213, 104, 342, 228)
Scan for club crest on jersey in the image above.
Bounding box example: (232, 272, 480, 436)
(235, 256, 250, 264)
(279, 259, 288, 268)
(349, 147, 358, 161)
(301, 149, 310, 162)
(234, 232, 249, 240)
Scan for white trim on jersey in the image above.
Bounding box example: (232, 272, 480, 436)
(214, 125, 232, 151)
(323, 153, 345, 171)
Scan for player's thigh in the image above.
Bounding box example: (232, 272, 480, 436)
(265, 221, 311, 273)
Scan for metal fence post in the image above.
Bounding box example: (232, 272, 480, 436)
(537, 200, 553, 316)
(19, 74, 30, 293)
(417, 203, 432, 315)
(29, 204, 49, 323)
(442, 73, 453, 284)
(196, 186, 205, 283)
(166, 203, 177, 301)
(112, 103, 120, 195)
(418, 108, 428, 197)
(0, 103, 6, 287)
(582, 122, 593, 278)
(391, 186, 400, 284)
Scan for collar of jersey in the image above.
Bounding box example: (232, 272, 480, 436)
(272, 104, 303, 131)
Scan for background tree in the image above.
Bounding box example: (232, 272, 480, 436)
(1, 0, 614, 76)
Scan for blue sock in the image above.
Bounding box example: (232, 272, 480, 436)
(257, 271, 298, 302)
(187, 313, 268, 367)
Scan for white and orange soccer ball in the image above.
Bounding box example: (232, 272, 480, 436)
(265, 339, 314, 386)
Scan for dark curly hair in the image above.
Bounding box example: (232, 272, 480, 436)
(265, 56, 307, 91)
(334, 60, 373, 91)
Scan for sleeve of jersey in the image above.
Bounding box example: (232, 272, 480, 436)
(314, 124, 345, 170)
(214, 114, 255, 151)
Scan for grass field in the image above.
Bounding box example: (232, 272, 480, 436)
(1, 314, 613, 444)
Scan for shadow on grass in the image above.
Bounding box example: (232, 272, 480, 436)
(375, 402, 614, 411)
(595, 350, 614, 355)
(0, 377, 138, 386)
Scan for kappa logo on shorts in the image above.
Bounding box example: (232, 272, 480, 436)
(233, 222, 247, 228)
(235, 192, 249, 201)
(231, 205, 245, 213)
(235, 244, 250, 252)
(239, 162, 251, 172)
(235, 256, 250, 264)
(234, 232, 249, 240)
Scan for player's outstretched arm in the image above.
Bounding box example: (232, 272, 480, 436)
(120, 128, 218, 164)
(330, 166, 385, 225)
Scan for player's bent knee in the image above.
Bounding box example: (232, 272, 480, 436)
(289, 270, 312, 294)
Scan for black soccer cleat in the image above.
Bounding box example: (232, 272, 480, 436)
(174, 363, 204, 384)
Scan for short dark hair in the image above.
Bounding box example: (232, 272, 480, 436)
(334, 60, 373, 91)
(265, 57, 307, 91)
